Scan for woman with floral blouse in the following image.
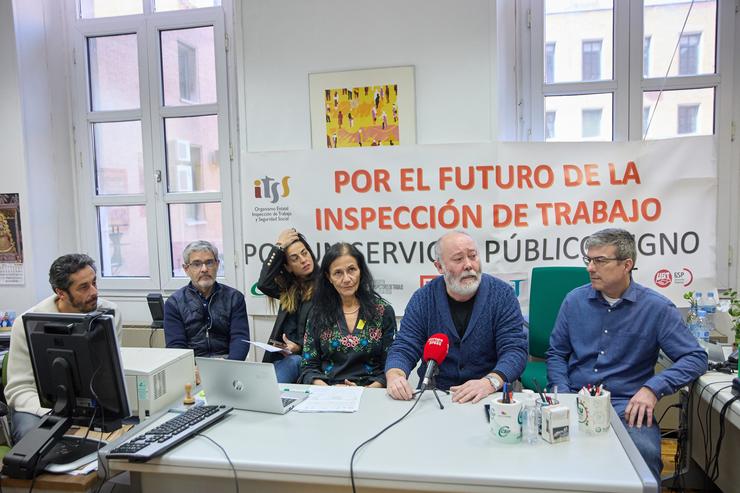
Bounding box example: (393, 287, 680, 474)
(299, 242, 396, 387)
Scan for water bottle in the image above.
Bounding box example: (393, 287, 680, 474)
(521, 397, 539, 445)
(694, 291, 704, 311)
(695, 309, 710, 345)
(702, 292, 717, 313)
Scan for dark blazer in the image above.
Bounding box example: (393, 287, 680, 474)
(257, 245, 314, 363)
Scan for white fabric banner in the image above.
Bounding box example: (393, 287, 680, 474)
(242, 136, 716, 315)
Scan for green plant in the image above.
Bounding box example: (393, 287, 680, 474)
(683, 290, 698, 325)
(722, 289, 740, 347)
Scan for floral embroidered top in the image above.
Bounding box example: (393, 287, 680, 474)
(299, 297, 396, 386)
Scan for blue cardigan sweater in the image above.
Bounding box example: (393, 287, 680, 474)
(385, 274, 527, 390)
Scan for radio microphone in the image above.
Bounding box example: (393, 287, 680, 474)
(421, 333, 449, 390)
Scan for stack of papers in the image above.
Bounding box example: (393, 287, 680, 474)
(293, 386, 364, 413)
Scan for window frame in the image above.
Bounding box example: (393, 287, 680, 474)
(70, 2, 237, 294)
(521, 0, 737, 289)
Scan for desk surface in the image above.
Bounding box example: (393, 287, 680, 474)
(108, 388, 656, 493)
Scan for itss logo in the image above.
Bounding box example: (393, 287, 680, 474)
(254, 176, 291, 203)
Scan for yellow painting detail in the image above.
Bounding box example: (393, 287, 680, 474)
(324, 84, 399, 148)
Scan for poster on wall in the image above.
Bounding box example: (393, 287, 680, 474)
(242, 136, 716, 315)
(0, 193, 25, 285)
(309, 66, 416, 149)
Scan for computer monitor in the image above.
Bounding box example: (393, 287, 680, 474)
(2, 310, 131, 479)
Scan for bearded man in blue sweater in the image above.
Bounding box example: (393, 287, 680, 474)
(385, 231, 527, 403)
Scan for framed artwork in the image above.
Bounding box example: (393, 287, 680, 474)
(309, 66, 416, 149)
(0, 193, 23, 263)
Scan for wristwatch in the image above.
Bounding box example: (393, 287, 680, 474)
(484, 373, 501, 392)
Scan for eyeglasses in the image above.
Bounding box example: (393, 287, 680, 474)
(582, 255, 625, 267)
(186, 259, 218, 269)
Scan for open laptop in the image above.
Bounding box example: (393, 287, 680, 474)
(196, 358, 308, 414)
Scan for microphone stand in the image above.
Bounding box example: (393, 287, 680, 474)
(413, 367, 449, 410)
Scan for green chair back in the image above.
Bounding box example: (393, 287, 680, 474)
(528, 266, 590, 358)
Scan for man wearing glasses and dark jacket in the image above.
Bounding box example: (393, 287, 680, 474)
(164, 240, 250, 360)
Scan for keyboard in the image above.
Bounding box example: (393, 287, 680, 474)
(108, 405, 232, 462)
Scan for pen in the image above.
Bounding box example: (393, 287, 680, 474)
(533, 378, 547, 404)
(553, 385, 558, 404)
(282, 388, 310, 393)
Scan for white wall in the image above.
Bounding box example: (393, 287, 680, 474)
(0, 0, 78, 313)
(239, 0, 498, 151)
(0, 0, 35, 311)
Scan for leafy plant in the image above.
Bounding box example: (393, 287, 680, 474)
(722, 289, 740, 346)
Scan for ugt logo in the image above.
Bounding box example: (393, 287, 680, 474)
(254, 176, 291, 203)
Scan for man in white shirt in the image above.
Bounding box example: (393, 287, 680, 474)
(4, 254, 122, 443)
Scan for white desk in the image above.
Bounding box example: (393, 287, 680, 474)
(690, 372, 739, 492)
(106, 388, 657, 493)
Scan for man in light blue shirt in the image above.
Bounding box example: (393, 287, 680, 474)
(546, 228, 707, 481)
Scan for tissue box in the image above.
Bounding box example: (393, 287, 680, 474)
(542, 404, 570, 443)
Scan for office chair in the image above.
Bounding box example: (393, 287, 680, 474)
(521, 266, 590, 391)
(0, 352, 12, 454)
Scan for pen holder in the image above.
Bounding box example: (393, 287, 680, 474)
(576, 390, 611, 434)
(534, 398, 558, 435)
(489, 398, 522, 443)
(541, 404, 570, 443)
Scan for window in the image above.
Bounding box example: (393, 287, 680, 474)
(545, 111, 556, 140)
(642, 106, 651, 134)
(643, 36, 651, 77)
(545, 42, 555, 84)
(582, 40, 602, 81)
(71, 3, 234, 291)
(177, 41, 197, 102)
(530, 1, 720, 142)
(582, 109, 602, 138)
(677, 104, 699, 134)
(678, 33, 701, 75)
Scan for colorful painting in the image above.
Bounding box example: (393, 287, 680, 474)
(310, 67, 415, 149)
(0, 193, 23, 263)
(324, 85, 399, 147)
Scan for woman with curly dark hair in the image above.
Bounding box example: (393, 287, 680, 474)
(257, 228, 317, 383)
(299, 242, 396, 387)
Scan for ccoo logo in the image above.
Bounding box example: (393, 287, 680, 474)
(254, 176, 291, 203)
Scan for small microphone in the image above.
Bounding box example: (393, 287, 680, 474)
(421, 333, 450, 390)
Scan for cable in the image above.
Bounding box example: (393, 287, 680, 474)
(148, 326, 157, 348)
(707, 395, 739, 483)
(196, 434, 239, 493)
(350, 390, 426, 493)
(642, 0, 696, 140)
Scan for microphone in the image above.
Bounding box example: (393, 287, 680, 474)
(421, 333, 449, 390)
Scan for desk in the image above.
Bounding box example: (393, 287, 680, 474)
(107, 389, 657, 493)
(690, 372, 739, 492)
(1, 425, 130, 493)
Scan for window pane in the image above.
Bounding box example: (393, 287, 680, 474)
(161, 27, 217, 106)
(643, 36, 651, 77)
(643, 0, 716, 78)
(164, 115, 220, 193)
(544, 93, 612, 141)
(98, 205, 149, 277)
(169, 202, 223, 277)
(88, 35, 140, 111)
(80, 0, 142, 19)
(94, 121, 144, 195)
(544, 0, 613, 83)
(154, 0, 220, 12)
(642, 88, 714, 140)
